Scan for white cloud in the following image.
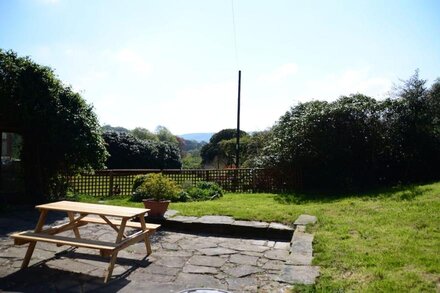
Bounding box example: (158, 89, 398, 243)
(26, 44, 393, 134)
(297, 68, 392, 102)
(258, 63, 299, 83)
(89, 67, 394, 133)
(163, 80, 237, 133)
(71, 69, 109, 93)
(112, 48, 153, 75)
(37, 45, 154, 98)
(33, 45, 52, 60)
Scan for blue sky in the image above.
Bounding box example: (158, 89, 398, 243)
(1, 0, 439, 134)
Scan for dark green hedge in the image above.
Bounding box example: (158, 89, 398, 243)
(265, 72, 440, 191)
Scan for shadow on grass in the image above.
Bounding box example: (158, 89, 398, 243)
(275, 182, 434, 205)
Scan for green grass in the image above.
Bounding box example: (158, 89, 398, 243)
(75, 181, 440, 292)
(71, 194, 142, 207)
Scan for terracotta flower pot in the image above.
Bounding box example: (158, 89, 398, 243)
(142, 199, 170, 217)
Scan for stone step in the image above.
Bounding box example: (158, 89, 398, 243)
(144, 212, 294, 241)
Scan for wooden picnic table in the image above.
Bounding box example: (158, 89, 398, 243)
(11, 200, 160, 283)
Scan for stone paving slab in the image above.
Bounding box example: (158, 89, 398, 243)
(290, 232, 314, 255)
(183, 264, 218, 274)
(232, 220, 269, 229)
(278, 265, 320, 285)
(196, 215, 235, 224)
(230, 254, 259, 266)
(167, 215, 199, 223)
(188, 255, 227, 267)
(268, 222, 293, 231)
(286, 252, 313, 265)
(0, 211, 318, 292)
(289, 228, 315, 267)
(294, 214, 318, 226)
(222, 264, 263, 278)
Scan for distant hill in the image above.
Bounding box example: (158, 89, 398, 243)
(179, 133, 213, 142)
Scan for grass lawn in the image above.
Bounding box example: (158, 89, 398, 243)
(75, 181, 440, 292)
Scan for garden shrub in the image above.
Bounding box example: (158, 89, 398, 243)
(184, 181, 223, 201)
(131, 173, 180, 202)
(132, 174, 149, 192)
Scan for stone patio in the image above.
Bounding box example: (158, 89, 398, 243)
(0, 210, 319, 292)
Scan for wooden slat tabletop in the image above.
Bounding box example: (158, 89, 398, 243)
(36, 201, 149, 218)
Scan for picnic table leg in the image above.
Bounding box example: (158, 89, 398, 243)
(67, 211, 81, 239)
(21, 209, 48, 268)
(104, 218, 127, 283)
(138, 214, 152, 255)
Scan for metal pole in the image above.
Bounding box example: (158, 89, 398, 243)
(0, 131, 2, 193)
(236, 70, 241, 168)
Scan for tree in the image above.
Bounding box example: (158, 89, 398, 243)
(101, 124, 129, 134)
(131, 127, 158, 141)
(200, 129, 248, 168)
(102, 132, 181, 169)
(241, 130, 272, 167)
(265, 95, 387, 189)
(383, 71, 440, 182)
(176, 136, 205, 169)
(0, 50, 108, 202)
(182, 150, 203, 169)
(155, 126, 178, 146)
(429, 78, 440, 136)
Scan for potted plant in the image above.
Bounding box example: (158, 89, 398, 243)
(132, 173, 180, 217)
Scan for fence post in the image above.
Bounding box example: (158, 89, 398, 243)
(252, 169, 257, 193)
(233, 169, 238, 192)
(108, 171, 114, 197)
(206, 170, 210, 182)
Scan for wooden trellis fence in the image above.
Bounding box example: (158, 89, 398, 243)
(67, 168, 302, 197)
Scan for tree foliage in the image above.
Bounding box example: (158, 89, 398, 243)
(382, 72, 440, 183)
(177, 136, 205, 169)
(264, 72, 440, 190)
(0, 50, 108, 201)
(181, 150, 203, 169)
(102, 132, 181, 169)
(102, 124, 203, 169)
(200, 128, 248, 167)
(241, 131, 272, 167)
(155, 125, 179, 146)
(101, 124, 129, 134)
(131, 127, 158, 141)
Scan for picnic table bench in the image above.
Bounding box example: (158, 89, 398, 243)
(10, 201, 160, 283)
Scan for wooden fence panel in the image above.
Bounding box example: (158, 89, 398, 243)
(67, 168, 302, 197)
